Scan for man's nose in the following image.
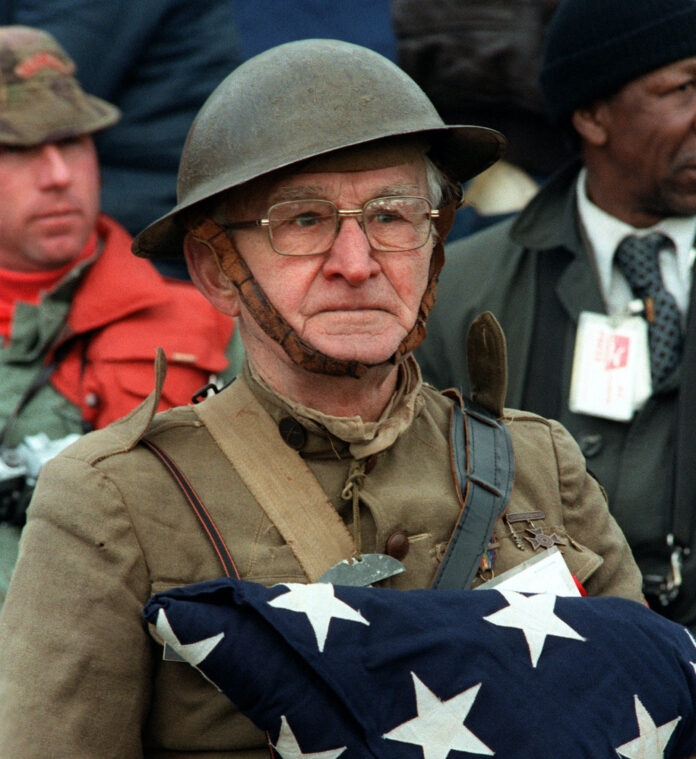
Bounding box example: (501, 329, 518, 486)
(321, 216, 380, 285)
(37, 144, 72, 188)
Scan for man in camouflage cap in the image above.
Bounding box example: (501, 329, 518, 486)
(0, 26, 234, 610)
(0, 25, 119, 145)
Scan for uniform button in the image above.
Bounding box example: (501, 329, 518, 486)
(578, 433, 603, 458)
(278, 417, 307, 450)
(85, 392, 100, 408)
(385, 530, 409, 561)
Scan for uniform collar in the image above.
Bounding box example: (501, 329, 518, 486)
(243, 355, 425, 459)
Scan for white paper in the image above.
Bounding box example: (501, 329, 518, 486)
(475, 547, 580, 596)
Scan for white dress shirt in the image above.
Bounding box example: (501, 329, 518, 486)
(575, 168, 695, 322)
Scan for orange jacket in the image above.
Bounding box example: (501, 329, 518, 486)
(48, 214, 234, 430)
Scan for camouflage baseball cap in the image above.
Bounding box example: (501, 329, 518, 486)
(0, 26, 120, 146)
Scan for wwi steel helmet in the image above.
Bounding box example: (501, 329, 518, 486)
(133, 38, 505, 258)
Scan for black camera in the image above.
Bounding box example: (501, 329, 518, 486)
(0, 433, 80, 525)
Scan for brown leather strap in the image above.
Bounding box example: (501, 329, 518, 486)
(193, 377, 357, 582)
(466, 311, 508, 417)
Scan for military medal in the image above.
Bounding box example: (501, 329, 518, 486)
(524, 526, 566, 551)
(505, 511, 546, 550)
(504, 511, 566, 553)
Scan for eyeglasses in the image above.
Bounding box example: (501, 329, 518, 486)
(220, 196, 439, 256)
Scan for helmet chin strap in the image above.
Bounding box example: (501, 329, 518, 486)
(187, 201, 457, 379)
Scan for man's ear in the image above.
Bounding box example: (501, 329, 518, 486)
(184, 233, 241, 318)
(571, 101, 610, 147)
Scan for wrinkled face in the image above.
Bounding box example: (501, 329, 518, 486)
(224, 160, 435, 367)
(0, 136, 100, 272)
(597, 56, 696, 222)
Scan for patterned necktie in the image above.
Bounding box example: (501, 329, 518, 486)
(614, 232, 683, 389)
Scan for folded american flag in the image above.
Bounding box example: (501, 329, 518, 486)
(143, 579, 696, 758)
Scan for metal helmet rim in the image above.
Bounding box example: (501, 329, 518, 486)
(132, 38, 505, 259)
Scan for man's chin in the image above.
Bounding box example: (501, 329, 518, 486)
(660, 178, 696, 216)
(300, 314, 409, 365)
(303, 332, 404, 369)
(312, 348, 394, 369)
(19, 246, 84, 272)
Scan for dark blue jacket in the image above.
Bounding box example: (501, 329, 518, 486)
(0, 0, 242, 243)
(230, 0, 397, 62)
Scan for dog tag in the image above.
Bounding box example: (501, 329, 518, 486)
(318, 553, 405, 586)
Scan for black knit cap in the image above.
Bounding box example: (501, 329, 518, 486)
(540, 0, 696, 124)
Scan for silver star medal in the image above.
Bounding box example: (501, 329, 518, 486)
(318, 553, 405, 586)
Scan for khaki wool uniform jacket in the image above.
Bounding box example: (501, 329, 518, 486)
(0, 357, 642, 758)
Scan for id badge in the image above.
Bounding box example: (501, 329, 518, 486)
(569, 311, 651, 422)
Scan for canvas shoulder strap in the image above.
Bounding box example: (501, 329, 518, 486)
(192, 377, 356, 582)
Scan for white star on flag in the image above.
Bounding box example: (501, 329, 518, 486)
(269, 583, 369, 652)
(383, 672, 494, 758)
(483, 590, 586, 667)
(615, 695, 681, 758)
(272, 715, 346, 759)
(155, 608, 224, 665)
(686, 629, 696, 676)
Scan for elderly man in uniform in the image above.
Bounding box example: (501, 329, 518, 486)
(0, 39, 643, 757)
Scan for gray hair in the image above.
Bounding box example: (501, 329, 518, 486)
(424, 155, 449, 209)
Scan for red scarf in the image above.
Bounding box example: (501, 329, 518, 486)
(0, 232, 97, 341)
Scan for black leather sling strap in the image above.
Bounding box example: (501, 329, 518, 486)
(141, 439, 240, 579)
(431, 398, 515, 590)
